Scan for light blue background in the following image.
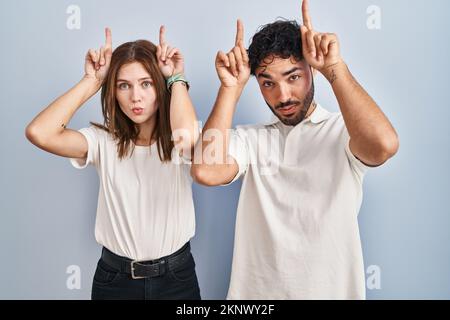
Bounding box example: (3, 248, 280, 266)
(1, 0, 449, 299)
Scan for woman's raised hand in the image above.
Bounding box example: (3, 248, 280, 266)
(157, 26, 184, 78)
(84, 27, 113, 83)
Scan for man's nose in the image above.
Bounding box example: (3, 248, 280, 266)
(277, 83, 291, 104)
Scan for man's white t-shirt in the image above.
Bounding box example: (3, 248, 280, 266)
(70, 126, 195, 261)
(226, 104, 372, 299)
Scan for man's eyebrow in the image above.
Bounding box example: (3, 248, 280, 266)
(282, 67, 303, 76)
(257, 72, 272, 79)
(257, 67, 304, 79)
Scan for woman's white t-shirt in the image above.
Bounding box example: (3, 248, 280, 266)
(70, 126, 195, 261)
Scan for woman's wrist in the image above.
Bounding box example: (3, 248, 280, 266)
(166, 73, 189, 92)
(82, 75, 103, 89)
(80, 76, 103, 98)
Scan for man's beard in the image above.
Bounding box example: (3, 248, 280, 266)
(266, 80, 315, 126)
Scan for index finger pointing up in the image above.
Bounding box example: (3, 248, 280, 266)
(159, 25, 166, 45)
(235, 19, 244, 46)
(302, 0, 313, 30)
(105, 27, 112, 48)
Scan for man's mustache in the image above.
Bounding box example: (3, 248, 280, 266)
(275, 100, 301, 109)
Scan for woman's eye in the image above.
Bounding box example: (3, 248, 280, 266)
(142, 81, 153, 88)
(118, 83, 129, 90)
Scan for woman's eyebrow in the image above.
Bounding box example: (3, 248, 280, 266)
(116, 77, 152, 82)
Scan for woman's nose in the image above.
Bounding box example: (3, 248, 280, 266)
(131, 87, 141, 102)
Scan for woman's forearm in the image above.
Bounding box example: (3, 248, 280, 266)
(26, 76, 102, 143)
(169, 81, 199, 152)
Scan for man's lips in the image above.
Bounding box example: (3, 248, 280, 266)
(277, 104, 298, 116)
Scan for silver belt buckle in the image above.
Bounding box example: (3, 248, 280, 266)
(131, 261, 146, 279)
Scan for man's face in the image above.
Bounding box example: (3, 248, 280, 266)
(255, 55, 314, 126)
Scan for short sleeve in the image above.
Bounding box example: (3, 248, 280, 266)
(171, 148, 193, 166)
(342, 129, 370, 179)
(171, 123, 203, 166)
(221, 128, 250, 186)
(70, 127, 100, 169)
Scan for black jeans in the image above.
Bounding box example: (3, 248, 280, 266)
(91, 242, 201, 300)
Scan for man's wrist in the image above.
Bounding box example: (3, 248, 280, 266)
(320, 59, 348, 85)
(219, 84, 244, 100)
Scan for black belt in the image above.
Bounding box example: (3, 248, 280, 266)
(101, 242, 191, 279)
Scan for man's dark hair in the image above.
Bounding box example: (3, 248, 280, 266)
(248, 19, 303, 75)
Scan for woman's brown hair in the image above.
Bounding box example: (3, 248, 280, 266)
(92, 40, 173, 161)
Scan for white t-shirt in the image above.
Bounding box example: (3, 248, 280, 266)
(70, 126, 195, 261)
(226, 104, 372, 299)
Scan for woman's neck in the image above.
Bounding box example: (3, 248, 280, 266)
(135, 116, 156, 146)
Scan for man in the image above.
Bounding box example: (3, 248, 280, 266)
(192, 0, 399, 299)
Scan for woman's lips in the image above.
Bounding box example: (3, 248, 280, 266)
(132, 108, 144, 115)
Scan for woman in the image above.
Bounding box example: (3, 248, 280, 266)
(25, 27, 200, 300)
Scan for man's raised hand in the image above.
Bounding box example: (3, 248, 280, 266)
(300, 0, 342, 75)
(215, 19, 250, 88)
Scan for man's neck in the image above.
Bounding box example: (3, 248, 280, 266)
(305, 101, 317, 119)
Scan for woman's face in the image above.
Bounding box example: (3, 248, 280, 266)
(115, 61, 158, 125)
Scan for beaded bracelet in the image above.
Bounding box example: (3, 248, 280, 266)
(166, 73, 190, 92)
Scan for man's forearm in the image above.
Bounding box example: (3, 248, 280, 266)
(323, 61, 399, 162)
(199, 85, 243, 164)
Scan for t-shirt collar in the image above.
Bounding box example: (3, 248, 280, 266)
(264, 103, 332, 126)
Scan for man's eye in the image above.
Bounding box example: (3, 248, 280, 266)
(263, 82, 273, 87)
(290, 74, 301, 81)
(118, 83, 129, 90)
